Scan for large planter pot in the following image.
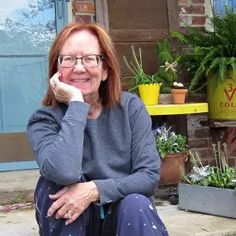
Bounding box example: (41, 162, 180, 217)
(159, 152, 188, 186)
(138, 83, 161, 105)
(207, 75, 236, 120)
(178, 183, 236, 219)
(171, 89, 188, 104)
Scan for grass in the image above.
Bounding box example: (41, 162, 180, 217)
(0, 190, 34, 206)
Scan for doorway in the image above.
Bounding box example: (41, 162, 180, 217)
(0, 0, 69, 171)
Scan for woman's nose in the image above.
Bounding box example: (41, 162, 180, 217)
(73, 59, 86, 72)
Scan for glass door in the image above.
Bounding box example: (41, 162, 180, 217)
(0, 0, 69, 171)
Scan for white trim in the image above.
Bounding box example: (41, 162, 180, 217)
(205, 0, 213, 31)
(67, 0, 73, 23)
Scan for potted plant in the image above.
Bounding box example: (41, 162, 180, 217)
(172, 7, 236, 120)
(179, 142, 236, 219)
(171, 82, 188, 104)
(154, 125, 188, 186)
(154, 39, 178, 92)
(153, 39, 179, 104)
(123, 45, 161, 105)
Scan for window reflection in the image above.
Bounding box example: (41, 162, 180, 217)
(214, 0, 236, 15)
(0, 0, 56, 53)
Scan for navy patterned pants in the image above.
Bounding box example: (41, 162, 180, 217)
(35, 176, 169, 236)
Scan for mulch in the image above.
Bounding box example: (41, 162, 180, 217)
(0, 203, 34, 213)
(0, 190, 35, 213)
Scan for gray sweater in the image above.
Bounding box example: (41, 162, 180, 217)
(27, 91, 160, 205)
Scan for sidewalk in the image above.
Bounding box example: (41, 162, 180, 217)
(1, 170, 236, 236)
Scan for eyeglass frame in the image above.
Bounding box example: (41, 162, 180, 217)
(57, 54, 105, 68)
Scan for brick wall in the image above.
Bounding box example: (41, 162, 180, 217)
(72, 0, 95, 23)
(177, 0, 214, 164)
(178, 0, 206, 29)
(187, 114, 212, 165)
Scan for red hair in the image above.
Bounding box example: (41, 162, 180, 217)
(43, 22, 121, 107)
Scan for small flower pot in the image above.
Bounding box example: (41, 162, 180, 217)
(138, 83, 161, 105)
(159, 152, 188, 186)
(171, 89, 188, 104)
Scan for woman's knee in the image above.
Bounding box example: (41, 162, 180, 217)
(116, 194, 168, 235)
(119, 194, 154, 214)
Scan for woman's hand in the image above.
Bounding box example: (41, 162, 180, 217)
(47, 181, 99, 225)
(50, 72, 84, 104)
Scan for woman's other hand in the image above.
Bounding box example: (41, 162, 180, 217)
(47, 181, 99, 225)
(50, 72, 84, 104)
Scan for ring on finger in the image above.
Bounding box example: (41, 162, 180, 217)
(66, 211, 72, 219)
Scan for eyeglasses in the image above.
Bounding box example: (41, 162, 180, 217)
(58, 54, 104, 68)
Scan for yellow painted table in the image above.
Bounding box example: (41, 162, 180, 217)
(145, 103, 209, 116)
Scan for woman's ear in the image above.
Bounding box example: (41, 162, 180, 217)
(58, 66, 63, 81)
(102, 68, 108, 81)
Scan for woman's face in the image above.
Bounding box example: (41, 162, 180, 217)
(58, 29, 108, 99)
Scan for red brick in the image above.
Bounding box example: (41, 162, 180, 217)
(190, 148, 212, 162)
(75, 15, 93, 23)
(192, 16, 205, 25)
(192, 0, 205, 3)
(188, 138, 209, 148)
(184, 5, 205, 14)
(75, 1, 95, 14)
(179, 15, 192, 25)
(228, 157, 236, 168)
(194, 128, 211, 138)
(178, 0, 189, 4)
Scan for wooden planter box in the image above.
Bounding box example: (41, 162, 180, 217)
(178, 183, 236, 219)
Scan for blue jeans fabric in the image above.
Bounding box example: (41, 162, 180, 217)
(35, 176, 168, 236)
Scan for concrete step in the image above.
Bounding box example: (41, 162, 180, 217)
(1, 170, 236, 236)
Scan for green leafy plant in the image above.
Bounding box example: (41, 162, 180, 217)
(184, 142, 236, 189)
(172, 7, 236, 92)
(154, 125, 188, 159)
(153, 39, 179, 93)
(123, 45, 158, 92)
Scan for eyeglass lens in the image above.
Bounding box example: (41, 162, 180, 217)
(58, 55, 102, 68)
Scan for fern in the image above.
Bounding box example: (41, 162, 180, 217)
(172, 7, 236, 91)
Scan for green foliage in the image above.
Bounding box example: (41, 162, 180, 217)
(184, 142, 236, 189)
(154, 125, 188, 159)
(172, 7, 236, 92)
(123, 45, 159, 92)
(153, 39, 178, 93)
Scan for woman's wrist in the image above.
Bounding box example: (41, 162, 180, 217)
(69, 94, 84, 102)
(88, 181, 100, 202)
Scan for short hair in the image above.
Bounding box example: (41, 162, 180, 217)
(43, 22, 121, 108)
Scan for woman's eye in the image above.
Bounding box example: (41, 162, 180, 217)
(84, 56, 96, 62)
(64, 56, 74, 62)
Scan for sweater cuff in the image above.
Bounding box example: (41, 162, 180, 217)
(65, 101, 89, 124)
(93, 179, 118, 205)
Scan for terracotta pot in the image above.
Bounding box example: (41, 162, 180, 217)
(159, 152, 188, 186)
(171, 89, 188, 104)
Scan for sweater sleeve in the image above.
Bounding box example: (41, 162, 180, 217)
(27, 102, 89, 185)
(94, 95, 161, 205)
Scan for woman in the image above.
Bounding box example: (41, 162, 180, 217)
(27, 22, 168, 236)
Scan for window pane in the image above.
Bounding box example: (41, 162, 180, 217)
(214, 0, 236, 15)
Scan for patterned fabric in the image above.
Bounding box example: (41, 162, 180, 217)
(35, 176, 168, 236)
